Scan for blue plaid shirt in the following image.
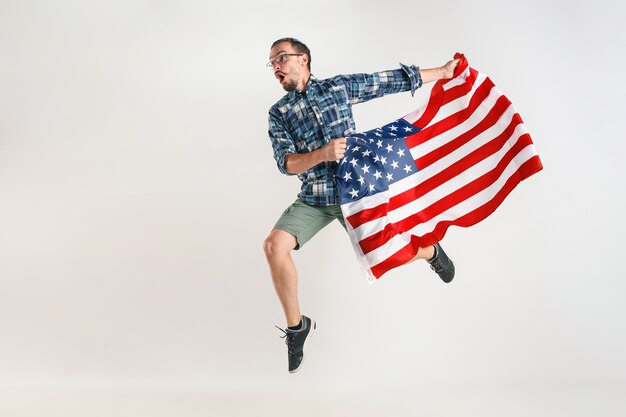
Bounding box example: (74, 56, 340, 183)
(268, 63, 422, 206)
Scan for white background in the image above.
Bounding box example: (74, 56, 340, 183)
(1, 0, 625, 416)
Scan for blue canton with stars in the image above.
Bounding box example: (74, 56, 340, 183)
(336, 118, 421, 204)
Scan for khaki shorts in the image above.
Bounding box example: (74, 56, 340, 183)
(273, 198, 347, 250)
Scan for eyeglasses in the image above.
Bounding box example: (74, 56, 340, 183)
(266, 53, 304, 69)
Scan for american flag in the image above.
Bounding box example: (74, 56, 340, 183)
(337, 53, 543, 282)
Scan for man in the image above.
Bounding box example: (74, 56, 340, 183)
(264, 37, 459, 373)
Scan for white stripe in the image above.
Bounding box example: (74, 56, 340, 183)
(341, 209, 378, 283)
(341, 188, 392, 216)
(428, 73, 489, 126)
(363, 143, 537, 267)
(411, 80, 500, 161)
(403, 93, 431, 124)
(349, 213, 389, 241)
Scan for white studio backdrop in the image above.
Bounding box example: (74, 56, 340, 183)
(0, 0, 625, 416)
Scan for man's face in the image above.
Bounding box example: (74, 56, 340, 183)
(269, 42, 307, 92)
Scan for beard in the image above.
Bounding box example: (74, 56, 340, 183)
(282, 79, 298, 92)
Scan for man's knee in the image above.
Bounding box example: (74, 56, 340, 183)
(263, 229, 297, 259)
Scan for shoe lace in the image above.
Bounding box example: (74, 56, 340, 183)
(275, 326, 295, 355)
(429, 256, 445, 274)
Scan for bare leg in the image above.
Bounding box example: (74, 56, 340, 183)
(263, 229, 301, 327)
(405, 245, 436, 264)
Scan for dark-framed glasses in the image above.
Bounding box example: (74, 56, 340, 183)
(266, 53, 303, 69)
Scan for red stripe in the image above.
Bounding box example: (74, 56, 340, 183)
(409, 65, 480, 134)
(412, 82, 444, 129)
(346, 200, 388, 229)
(358, 135, 535, 255)
(370, 235, 421, 279)
(406, 76, 497, 149)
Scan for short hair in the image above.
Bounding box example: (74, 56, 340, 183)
(271, 37, 311, 71)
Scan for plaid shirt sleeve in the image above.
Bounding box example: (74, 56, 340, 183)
(338, 63, 422, 105)
(268, 107, 296, 176)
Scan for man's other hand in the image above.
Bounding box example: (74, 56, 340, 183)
(321, 137, 347, 161)
(441, 58, 460, 79)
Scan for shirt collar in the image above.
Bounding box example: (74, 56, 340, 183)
(290, 74, 318, 97)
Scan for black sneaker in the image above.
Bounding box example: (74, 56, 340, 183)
(428, 242, 455, 283)
(275, 315, 316, 373)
